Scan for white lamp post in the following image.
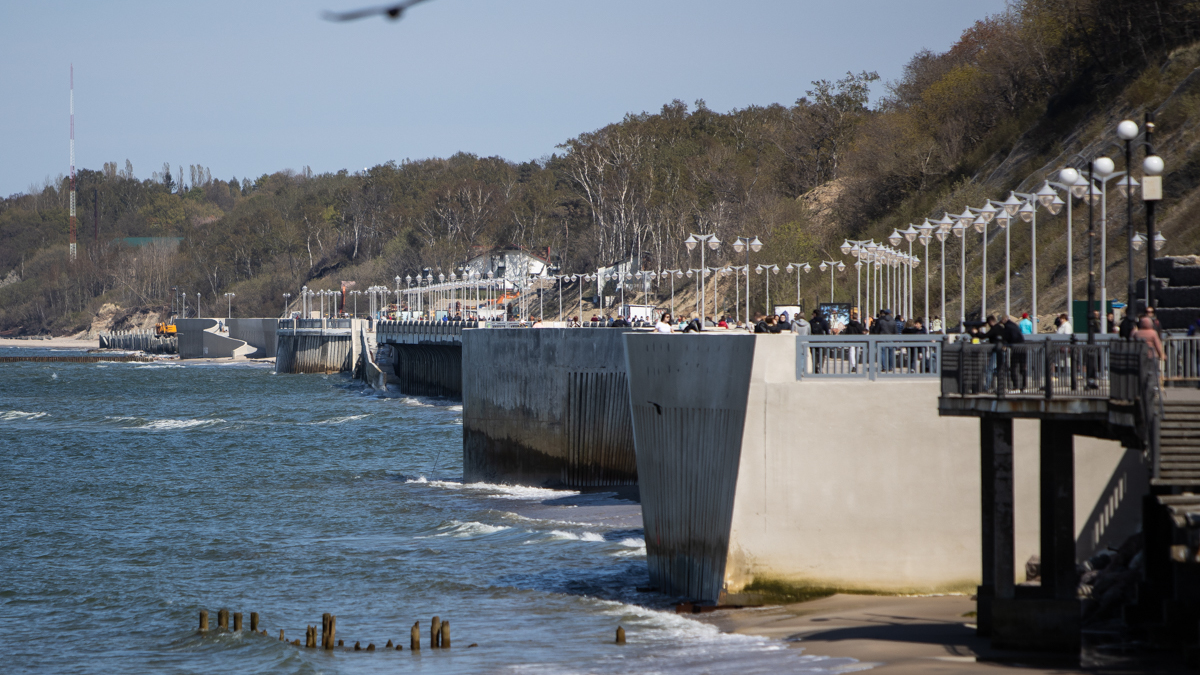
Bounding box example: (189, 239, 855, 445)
(786, 262, 812, 310)
(224, 292, 235, 319)
(685, 234, 721, 323)
(918, 222, 932, 327)
(936, 215, 952, 334)
(818, 260, 845, 303)
(756, 264, 780, 312)
(732, 236, 763, 326)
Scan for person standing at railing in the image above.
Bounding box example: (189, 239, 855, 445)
(1055, 314, 1072, 334)
(1018, 313, 1033, 335)
(1135, 317, 1165, 361)
(791, 313, 810, 335)
(844, 309, 866, 336)
(1002, 315, 1027, 390)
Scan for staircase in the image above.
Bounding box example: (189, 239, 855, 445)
(1155, 390, 1200, 486)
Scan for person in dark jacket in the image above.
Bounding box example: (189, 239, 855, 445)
(810, 309, 829, 335)
(844, 309, 866, 335)
(1001, 315, 1026, 390)
(873, 309, 897, 334)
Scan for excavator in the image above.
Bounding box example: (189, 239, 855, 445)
(154, 320, 177, 337)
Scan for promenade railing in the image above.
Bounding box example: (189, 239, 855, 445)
(1164, 335, 1200, 385)
(796, 335, 943, 381)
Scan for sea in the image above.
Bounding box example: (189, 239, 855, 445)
(0, 348, 864, 674)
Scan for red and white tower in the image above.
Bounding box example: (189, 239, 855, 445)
(69, 64, 76, 262)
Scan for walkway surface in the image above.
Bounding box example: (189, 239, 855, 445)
(695, 593, 1185, 674)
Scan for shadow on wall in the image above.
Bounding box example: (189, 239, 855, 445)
(1076, 448, 1148, 563)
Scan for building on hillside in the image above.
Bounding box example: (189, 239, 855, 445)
(460, 246, 556, 281)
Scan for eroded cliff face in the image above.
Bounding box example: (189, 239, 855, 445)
(74, 303, 165, 339)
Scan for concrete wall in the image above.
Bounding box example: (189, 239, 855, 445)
(462, 328, 638, 488)
(624, 333, 1143, 603)
(274, 320, 364, 374)
(226, 318, 277, 358)
(176, 319, 255, 359)
(386, 344, 462, 397)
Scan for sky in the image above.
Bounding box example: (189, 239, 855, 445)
(0, 0, 1009, 198)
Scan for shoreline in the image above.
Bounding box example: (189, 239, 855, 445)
(693, 593, 1085, 674)
(0, 336, 102, 350)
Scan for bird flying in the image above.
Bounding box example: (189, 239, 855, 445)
(322, 0, 431, 22)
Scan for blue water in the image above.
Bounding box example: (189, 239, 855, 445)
(0, 356, 860, 673)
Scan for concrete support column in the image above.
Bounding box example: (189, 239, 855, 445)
(979, 416, 1014, 636)
(1040, 422, 1076, 599)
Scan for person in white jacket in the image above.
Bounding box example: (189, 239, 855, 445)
(1056, 314, 1072, 334)
(655, 312, 674, 333)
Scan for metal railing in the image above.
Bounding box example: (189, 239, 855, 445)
(938, 335, 1156, 400)
(796, 335, 943, 380)
(1164, 335, 1200, 384)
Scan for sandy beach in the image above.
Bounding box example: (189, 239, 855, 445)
(695, 594, 1090, 674)
(0, 336, 102, 350)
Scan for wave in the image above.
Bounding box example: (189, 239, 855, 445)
(0, 410, 48, 421)
(547, 530, 606, 542)
(104, 416, 224, 431)
(302, 414, 370, 426)
(432, 520, 512, 538)
(405, 477, 580, 501)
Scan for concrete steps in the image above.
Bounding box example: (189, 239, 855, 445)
(1154, 396, 1200, 486)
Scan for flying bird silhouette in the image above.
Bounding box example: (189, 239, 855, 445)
(322, 0, 431, 22)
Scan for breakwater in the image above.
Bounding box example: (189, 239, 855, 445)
(274, 319, 361, 374)
(98, 331, 177, 354)
(0, 354, 155, 363)
(462, 328, 637, 489)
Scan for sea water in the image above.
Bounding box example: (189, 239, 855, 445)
(0, 353, 863, 674)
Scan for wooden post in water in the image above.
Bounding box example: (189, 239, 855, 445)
(292, 639, 301, 646)
(440, 620, 450, 649)
(250, 612, 259, 632)
(431, 616, 441, 648)
(199, 610, 209, 632)
(354, 641, 361, 651)
(233, 612, 243, 631)
(410, 622, 421, 650)
(385, 639, 393, 649)
(616, 626, 626, 644)
(217, 609, 229, 630)
(279, 629, 285, 641)
(366, 643, 375, 652)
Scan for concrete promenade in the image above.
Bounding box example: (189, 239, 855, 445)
(624, 333, 1141, 604)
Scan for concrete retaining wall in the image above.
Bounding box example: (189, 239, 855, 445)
(176, 319, 255, 359)
(226, 318, 278, 358)
(275, 333, 354, 373)
(384, 344, 462, 397)
(98, 331, 177, 354)
(462, 328, 638, 488)
(624, 333, 1143, 603)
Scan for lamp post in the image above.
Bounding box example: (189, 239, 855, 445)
(918, 222, 932, 328)
(1143, 116, 1164, 314)
(936, 214, 952, 334)
(785, 262, 812, 310)
(1117, 119, 1141, 310)
(950, 218, 967, 330)
(756, 264, 780, 311)
(224, 292, 235, 319)
(349, 290, 361, 318)
(282, 292, 291, 318)
(732, 236, 763, 325)
(1047, 171, 1087, 318)
(817, 260, 844, 303)
(685, 234, 721, 324)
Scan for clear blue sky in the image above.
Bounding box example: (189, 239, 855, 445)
(0, 0, 1008, 197)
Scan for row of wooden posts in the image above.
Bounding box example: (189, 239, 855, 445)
(198, 610, 453, 651)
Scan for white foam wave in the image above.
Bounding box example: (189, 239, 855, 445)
(105, 416, 223, 430)
(432, 520, 512, 538)
(0, 410, 48, 421)
(133, 363, 184, 369)
(547, 530, 605, 542)
(303, 414, 370, 426)
(405, 477, 580, 501)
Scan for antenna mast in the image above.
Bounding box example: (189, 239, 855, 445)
(69, 64, 77, 262)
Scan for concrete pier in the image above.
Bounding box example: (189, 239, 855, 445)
(624, 333, 1140, 604)
(274, 319, 362, 374)
(462, 328, 637, 488)
(98, 330, 177, 354)
(176, 319, 256, 359)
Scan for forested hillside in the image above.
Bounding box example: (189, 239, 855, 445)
(3, 0, 1199, 334)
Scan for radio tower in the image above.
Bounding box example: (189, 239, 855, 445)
(69, 64, 77, 262)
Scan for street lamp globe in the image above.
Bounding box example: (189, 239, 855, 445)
(840, 240, 852, 255)
(684, 234, 698, 251)
(952, 221, 966, 238)
(904, 224, 919, 241)
(1144, 155, 1165, 175)
(1036, 181, 1057, 208)
(956, 208, 974, 228)
(978, 202, 997, 223)
(1094, 157, 1116, 176)
(1117, 120, 1139, 141)
(1131, 233, 1146, 251)
(1116, 175, 1140, 199)
(836, 261, 845, 271)
(937, 213, 955, 232)
(1059, 167, 1080, 185)
(708, 236, 721, 250)
(750, 237, 764, 253)
(1018, 200, 1035, 223)
(888, 230, 902, 246)
(1154, 233, 1167, 251)
(973, 215, 987, 233)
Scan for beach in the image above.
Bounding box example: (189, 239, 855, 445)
(697, 594, 1085, 674)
